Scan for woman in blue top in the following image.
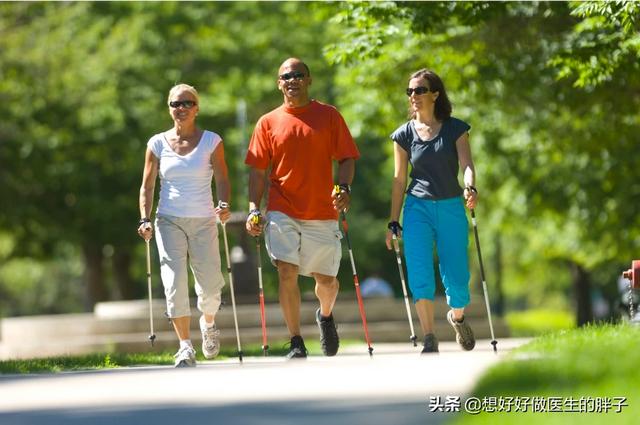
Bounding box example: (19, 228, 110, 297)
(385, 69, 477, 354)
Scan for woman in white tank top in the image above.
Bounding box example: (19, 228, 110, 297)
(137, 83, 231, 367)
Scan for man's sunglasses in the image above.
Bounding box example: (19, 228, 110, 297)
(406, 86, 430, 96)
(279, 72, 306, 81)
(169, 100, 197, 109)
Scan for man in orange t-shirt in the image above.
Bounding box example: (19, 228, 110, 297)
(245, 58, 360, 359)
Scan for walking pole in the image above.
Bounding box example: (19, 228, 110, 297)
(251, 214, 269, 356)
(336, 186, 374, 356)
(144, 236, 156, 346)
(219, 202, 243, 363)
(390, 231, 417, 347)
(470, 208, 498, 353)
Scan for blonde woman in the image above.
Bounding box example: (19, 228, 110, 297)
(138, 84, 231, 367)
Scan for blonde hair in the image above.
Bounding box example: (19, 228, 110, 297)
(167, 83, 200, 105)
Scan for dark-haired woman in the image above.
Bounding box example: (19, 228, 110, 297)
(385, 69, 477, 354)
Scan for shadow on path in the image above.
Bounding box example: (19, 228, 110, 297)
(0, 398, 451, 425)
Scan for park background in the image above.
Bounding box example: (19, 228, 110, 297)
(0, 1, 638, 335)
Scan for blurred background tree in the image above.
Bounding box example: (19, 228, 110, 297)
(0, 1, 638, 330)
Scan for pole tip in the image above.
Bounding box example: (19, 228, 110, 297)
(491, 340, 498, 353)
(368, 347, 374, 357)
(410, 335, 417, 347)
(149, 334, 156, 346)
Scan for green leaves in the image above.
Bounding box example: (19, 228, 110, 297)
(551, 1, 640, 88)
(324, 1, 406, 65)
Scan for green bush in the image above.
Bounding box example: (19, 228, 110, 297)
(505, 309, 575, 337)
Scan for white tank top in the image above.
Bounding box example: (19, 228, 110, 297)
(147, 130, 222, 217)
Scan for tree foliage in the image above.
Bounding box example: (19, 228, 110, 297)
(551, 1, 640, 88)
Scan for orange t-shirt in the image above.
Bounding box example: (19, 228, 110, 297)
(245, 100, 360, 220)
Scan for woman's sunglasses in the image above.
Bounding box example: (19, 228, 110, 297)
(169, 100, 197, 109)
(406, 86, 430, 97)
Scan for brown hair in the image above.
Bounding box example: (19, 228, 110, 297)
(408, 69, 452, 121)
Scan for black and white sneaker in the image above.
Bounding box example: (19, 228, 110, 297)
(316, 308, 340, 356)
(286, 335, 308, 360)
(447, 310, 476, 351)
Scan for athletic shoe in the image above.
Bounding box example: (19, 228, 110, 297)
(174, 346, 197, 368)
(286, 335, 308, 360)
(421, 333, 439, 354)
(200, 315, 221, 359)
(447, 310, 476, 351)
(316, 308, 340, 356)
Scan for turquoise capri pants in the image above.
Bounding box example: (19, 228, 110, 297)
(402, 194, 470, 308)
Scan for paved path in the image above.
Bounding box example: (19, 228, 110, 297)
(0, 339, 529, 425)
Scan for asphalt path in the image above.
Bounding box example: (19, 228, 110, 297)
(0, 339, 529, 425)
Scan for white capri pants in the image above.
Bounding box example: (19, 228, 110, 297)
(154, 214, 225, 318)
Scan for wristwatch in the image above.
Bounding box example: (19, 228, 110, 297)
(247, 209, 262, 224)
(338, 183, 351, 194)
(387, 221, 403, 236)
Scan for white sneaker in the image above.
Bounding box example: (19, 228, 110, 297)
(174, 345, 196, 368)
(200, 315, 221, 359)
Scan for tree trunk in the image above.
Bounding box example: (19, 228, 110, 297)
(82, 243, 108, 311)
(570, 261, 593, 326)
(113, 248, 139, 300)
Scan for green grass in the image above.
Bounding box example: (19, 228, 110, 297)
(0, 339, 356, 374)
(505, 309, 575, 337)
(454, 323, 640, 425)
(0, 352, 173, 374)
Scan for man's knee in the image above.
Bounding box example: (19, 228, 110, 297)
(314, 273, 338, 288)
(277, 261, 299, 282)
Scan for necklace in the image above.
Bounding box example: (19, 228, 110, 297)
(413, 119, 439, 130)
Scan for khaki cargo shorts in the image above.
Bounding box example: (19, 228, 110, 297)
(264, 211, 343, 277)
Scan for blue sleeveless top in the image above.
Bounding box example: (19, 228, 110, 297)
(390, 117, 470, 200)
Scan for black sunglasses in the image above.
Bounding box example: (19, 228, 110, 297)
(406, 86, 430, 96)
(169, 100, 197, 109)
(279, 71, 306, 81)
